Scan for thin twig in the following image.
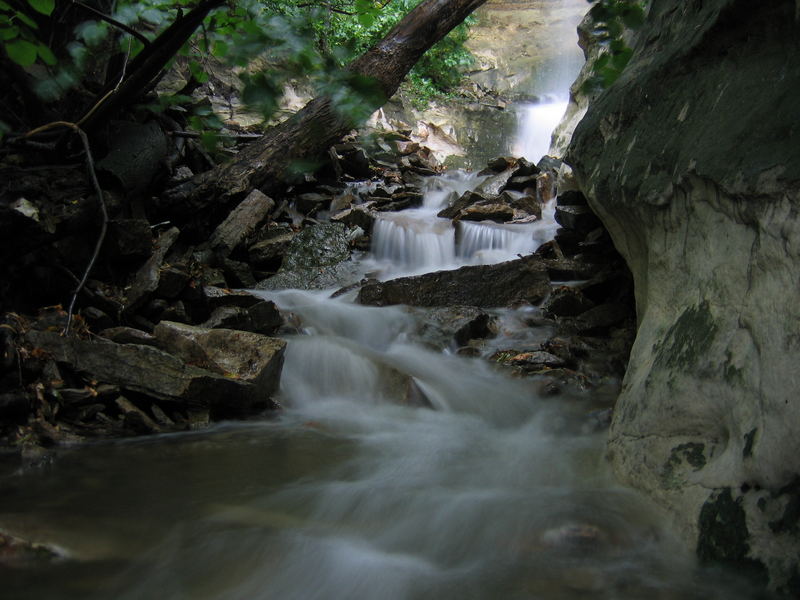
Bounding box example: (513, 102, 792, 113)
(72, 0, 151, 47)
(66, 128, 108, 335)
(77, 38, 132, 127)
(24, 121, 109, 335)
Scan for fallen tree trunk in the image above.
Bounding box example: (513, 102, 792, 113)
(161, 0, 488, 222)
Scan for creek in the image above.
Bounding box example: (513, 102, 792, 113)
(0, 4, 767, 596)
(1, 170, 764, 599)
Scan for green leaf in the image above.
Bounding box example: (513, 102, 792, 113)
(36, 41, 55, 65)
(0, 25, 19, 40)
(212, 40, 228, 57)
(6, 38, 37, 66)
(188, 60, 209, 83)
(27, 0, 54, 16)
(14, 10, 38, 29)
(621, 4, 645, 28)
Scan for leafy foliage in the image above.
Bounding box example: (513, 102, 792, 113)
(582, 0, 646, 92)
(0, 0, 478, 138)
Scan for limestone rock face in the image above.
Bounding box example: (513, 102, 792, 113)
(567, 0, 800, 590)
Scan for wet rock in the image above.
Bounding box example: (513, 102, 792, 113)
(358, 256, 550, 308)
(484, 156, 515, 172)
(412, 306, 495, 349)
(99, 326, 158, 346)
(280, 222, 350, 272)
(96, 120, 168, 193)
(158, 300, 191, 324)
(557, 190, 588, 207)
(496, 190, 538, 215)
(202, 286, 262, 308)
(209, 189, 274, 256)
(248, 228, 295, 270)
(0, 530, 63, 565)
(331, 205, 377, 232)
(475, 167, 515, 197)
(543, 287, 596, 317)
(295, 192, 330, 215)
(124, 227, 180, 313)
(156, 264, 191, 298)
(222, 258, 256, 288)
(508, 351, 567, 369)
(553, 228, 586, 257)
(109, 218, 153, 257)
(504, 174, 539, 192)
(199, 266, 227, 287)
(571, 303, 631, 334)
(555, 205, 602, 235)
(458, 203, 515, 223)
(256, 223, 358, 291)
(25, 328, 285, 418)
(81, 306, 115, 331)
(116, 396, 162, 434)
(437, 190, 487, 220)
(541, 257, 600, 281)
(541, 523, 608, 552)
(334, 145, 372, 178)
(515, 161, 542, 180)
(203, 301, 282, 335)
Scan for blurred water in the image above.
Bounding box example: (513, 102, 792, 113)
(0, 285, 768, 600)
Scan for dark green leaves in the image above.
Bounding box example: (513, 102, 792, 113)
(26, 0, 54, 16)
(582, 0, 646, 92)
(5, 38, 36, 65)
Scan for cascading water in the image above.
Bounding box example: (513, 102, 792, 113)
(0, 4, 767, 599)
(367, 171, 559, 278)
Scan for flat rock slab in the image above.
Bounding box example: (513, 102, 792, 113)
(26, 327, 285, 418)
(357, 256, 550, 308)
(210, 189, 274, 256)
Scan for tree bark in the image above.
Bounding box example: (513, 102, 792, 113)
(161, 0, 488, 223)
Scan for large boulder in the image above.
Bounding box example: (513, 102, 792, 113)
(26, 326, 285, 419)
(255, 222, 359, 291)
(567, 0, 800, 591)
(357, 256, 550, 308)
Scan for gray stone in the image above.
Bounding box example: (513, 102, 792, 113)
(100, 326, 158, 346)
(109, 219, 152, 257)
(554, 205, 601, 234)
(255, 222, 357, 291)
(437, 190, 488, 220)
(457, 203, 515, 223)
(26, 327, 285, 418)
(331, 205, 377, 233)
(124, 227, 180, 313)
(411, 306, 495, 349)
(203, 301, 282, 335)
(567, 0, 800, 589)
(543, 287, 595, 317)
(209, 189, 274, 256)
(358, 256, 550, 308)
(280, 222, 350, 272)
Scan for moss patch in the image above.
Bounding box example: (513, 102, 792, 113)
(697, 488, 768, 586)
(661, 442, 706, 488)
(742, 428, 757, 459)
(654, 301, 718, 370)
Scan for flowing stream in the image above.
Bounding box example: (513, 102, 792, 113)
(1, 174, 765, 599)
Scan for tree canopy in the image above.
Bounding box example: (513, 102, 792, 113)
(0, 0, 477, 139)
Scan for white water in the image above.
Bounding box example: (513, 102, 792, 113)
(0, 180, 764, 600)
(366, 171, 559, 279)
(512, 100, 570, 163)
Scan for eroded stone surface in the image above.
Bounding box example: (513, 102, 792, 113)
(568, 0, 800, 589)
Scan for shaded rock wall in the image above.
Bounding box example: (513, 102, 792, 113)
(567, 0, 800, 592)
